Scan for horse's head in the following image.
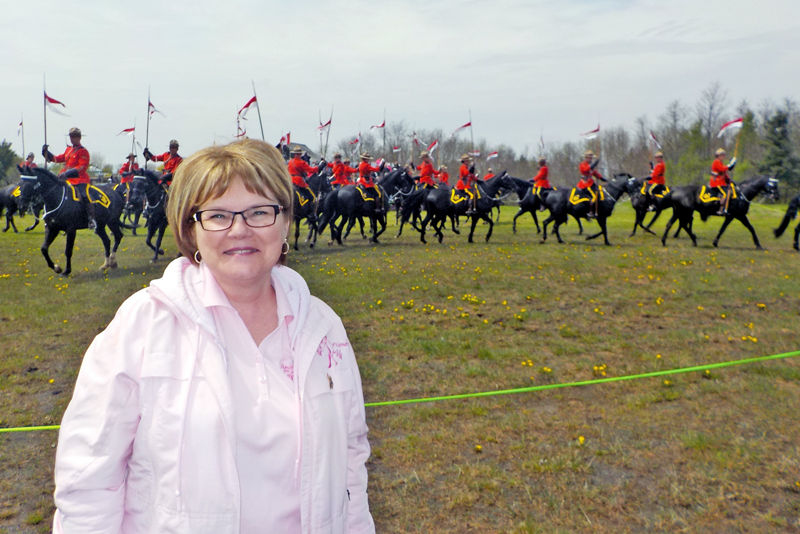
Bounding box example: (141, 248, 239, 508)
(766, 177, 780, 201)
(16, 167, 58, 209)
(128, 177, 148, 209)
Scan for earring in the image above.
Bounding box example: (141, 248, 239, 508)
(281, 239, 290, 256)
(194, 250, 202, 263)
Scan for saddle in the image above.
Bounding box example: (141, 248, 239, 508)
(699, 184, 737, 204)
(68, 183, 111, 208)
(356, 184, 379, 202)
(569, 185, 604, 205)
(294, 185, 316, 207)
(450, 188, 470, 204)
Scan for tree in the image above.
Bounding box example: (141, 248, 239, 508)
(759, 108, 800, 194)
(0, 140, 21, 186)
(696, 81, 728, 155)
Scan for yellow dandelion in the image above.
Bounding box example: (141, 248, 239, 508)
(578, 436, 585, 445)
(697, 306, 704, 311)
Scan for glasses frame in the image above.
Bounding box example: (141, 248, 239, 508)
(192, 204, 284, 231)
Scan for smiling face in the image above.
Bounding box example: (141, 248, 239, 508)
(193, 176, 289, 291)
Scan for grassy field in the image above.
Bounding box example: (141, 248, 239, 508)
(2, 201, 800, 533)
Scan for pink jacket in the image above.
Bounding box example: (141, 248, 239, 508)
(53, 258, 374, 534)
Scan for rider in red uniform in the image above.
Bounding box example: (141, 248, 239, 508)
(483, 168, 495, 182)
(329, 152, 351, 188)
(43, 127, 96, 230)
(119, 153, 139, 184)
(456, 154, 478, 214)
(577, 150, 605, 218)
(709, 147, 735, 214)
(437, 165, 449, 185)
(287, 146, 324, 204)
(342, 158, 357, 183)
(18, 152, 37, 171)
(530, 157, 551, 211)
(144, 140, 182, 186)
(643, 151, 666, 209)
(416, 151, 439, 189)
(358, 152, 384, 213)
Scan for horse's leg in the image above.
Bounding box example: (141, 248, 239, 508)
(40, 226, 61, 273)
(294, 218, 301, 250)
(153, 225, 168, 262)
(643, 210, 661, 234)
(358, 216, 367, 239)
(512, 209, 523, 234)
(661, 214, 678, 246)
(794, 223, 800, 251)
(711, 216, 734, 248)
(681, 214, 697, 246)
(630, 209, 640, 237)
(25, 211, 40, 232)
(540, 215, 552, 243)
(576, 217, 584, 235)
(468, 216, 479, 243)
(63, 230, 77, 276)
(601, 217, 611, 245)
(418, 210, 433, 244)
(97, 225, 114, 270)
(732, 215, 762, 250)
(532, 210, 541, 234)
(483, 213, 494, 242)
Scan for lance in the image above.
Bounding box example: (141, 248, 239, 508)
(382, 108, 386, 158)
(469, 110, 475, 172)
(252, 80, 265, 141)
(42, 75, 48, 170)
(324, 105, 333, 159)
(21, 114, 25, 158)
(731, 124, 744, 181)
(145, 87, 151, 171)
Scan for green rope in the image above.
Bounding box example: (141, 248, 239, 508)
(2, 350, 799, 433)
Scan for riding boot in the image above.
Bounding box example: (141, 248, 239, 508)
(715, 192, 726, 216)
(587, 200, 597, 219)
(83, 189, 97, 231)
(466, 195, 476, 215)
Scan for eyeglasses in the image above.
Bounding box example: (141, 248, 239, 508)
(192, 205, 284, 231)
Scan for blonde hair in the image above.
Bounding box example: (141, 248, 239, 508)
(168, 139, 293, 265)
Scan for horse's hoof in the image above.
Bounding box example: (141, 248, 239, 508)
(794, 243, 799, 252)
(150, 259, 157, 264)
(309, 243, 315, 249)
(712, 241, 719, 248)
(109, 254, 118, 269)
(53, 265, 62, 274)
(756, 246, 764, 251)
(158, 249, 165, 256)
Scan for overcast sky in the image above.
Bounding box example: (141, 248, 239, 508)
(2, 0, 799, 167)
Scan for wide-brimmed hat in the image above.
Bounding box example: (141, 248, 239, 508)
(654, 151, 664, 158)
(68, 127, 82, 137)
(27, 152, 35, 159)
(439, 165, 447, 170)
(360, 152, 372, 159)
(343, 158, 351, 163)
(169, 139, 179, 148)
(333, 152, 342, 159)
(127, 153, 136, 159)
(290, 145, 303, 154)
(487, 167, 493, 173)
(459, 153, 471, 161)
(538, 157, 546, 164)
(715, 148, 726, 156)
(583, 150, 595, 158)
(419, 151, 430, 159)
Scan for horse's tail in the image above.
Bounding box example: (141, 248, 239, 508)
(774, 195, 800, 238)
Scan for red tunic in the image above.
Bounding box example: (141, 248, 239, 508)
(710, 159, 730, 188)
(533, 166, 550, 188)
(287, 156, 320, 188)
(648, 162, 665, 185)
(578, 161, 602, 189)
(483, 173, 495, 182)
(151, 152, 183, 174)
(358, 161, 380, 187)
(438, 171, 450, 185)
(119, 161, 140, 184)
(330, 161, 356, 186)
(54, 145, 91, 185)
(418, 161, 437, 187)
(456, 163, 476, 190)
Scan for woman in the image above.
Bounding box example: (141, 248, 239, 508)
(53, 139, 375, 534)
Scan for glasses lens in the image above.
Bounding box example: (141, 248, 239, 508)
(199, 210, 234, 231)
(243, 206, 278, 228)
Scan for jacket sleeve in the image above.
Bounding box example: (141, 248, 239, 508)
(53, 295, 151, 534)
(341, 336, 375, 533)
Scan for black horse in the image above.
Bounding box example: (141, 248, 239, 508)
(504, 176, 585, 236)
(661, 176, 779, 249)
(774, 193, 800, 251)
(0, 183, 41, 233)
(540, 174, 630, 245)
(409, 172, 512, 244)
(18, 167, 125, 275)
(621, 174, 678, 237)
(292, 171, 332, 250)
(130, 171, 170, 262)
(317, 168, 413, 246)
(113, 181, 144, 235)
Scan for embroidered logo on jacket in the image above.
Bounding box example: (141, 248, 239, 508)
(317, 336, 350, 368)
